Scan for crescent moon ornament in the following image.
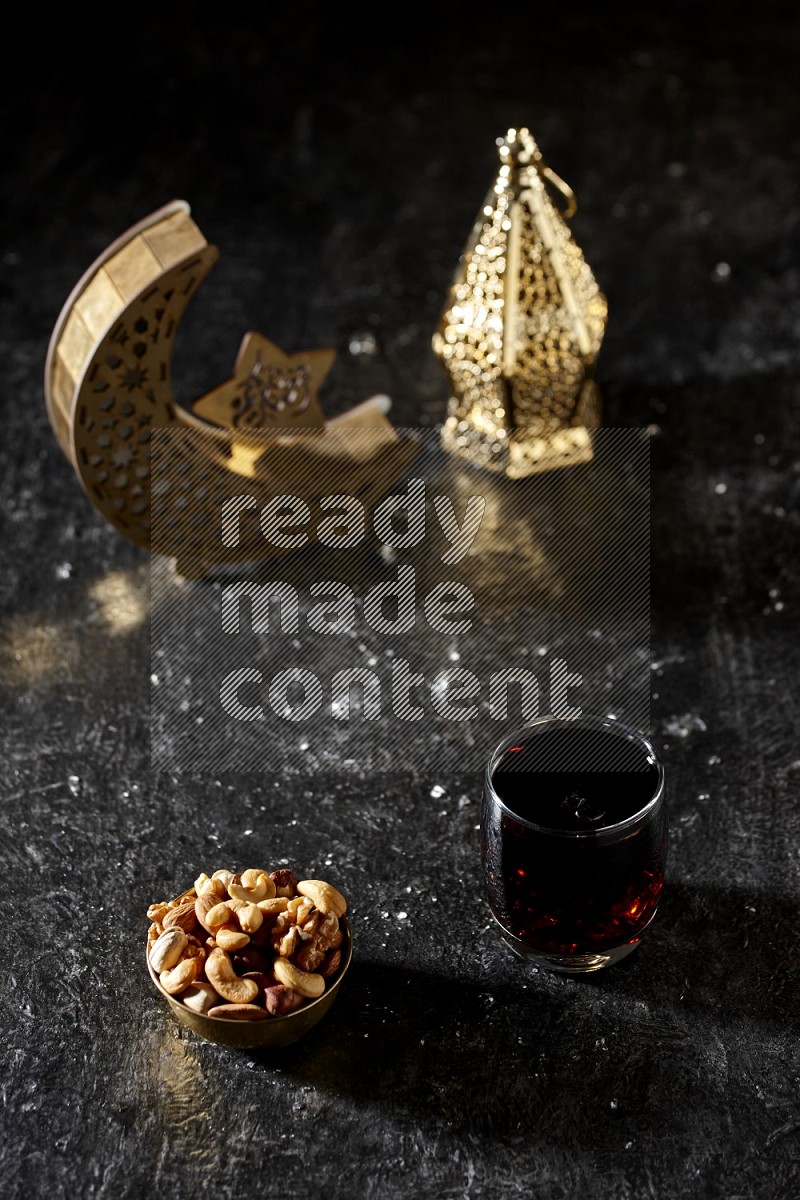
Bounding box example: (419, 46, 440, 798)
(44, 201, 416, 578)
(433, 128, 607, 478)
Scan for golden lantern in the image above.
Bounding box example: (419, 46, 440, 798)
(434, 128, 607, 477)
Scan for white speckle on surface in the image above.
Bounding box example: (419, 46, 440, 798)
(610, 1098, 619, 1109)
(150, 674, 159, 686)
(714, 482, 727, 495)
(397, 911, 408, 920)
(448, 648, 461, 661)
(348, 331, 378, 356)
(243, 829, 253, 836)
(55, 562, 73, 580)
(708, 755, 721, 765)
(67, 775, 80, 797)
(712, 261, 731, 281)
(664, 713, 707, 738)
(430, 784, 446, 799)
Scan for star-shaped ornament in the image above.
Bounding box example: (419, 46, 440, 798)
(192, 333, 334, 477)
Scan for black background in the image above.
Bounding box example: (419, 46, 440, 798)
(1, 6, 799, 1198)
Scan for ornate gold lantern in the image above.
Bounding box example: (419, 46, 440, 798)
(433, 128, 607, 477)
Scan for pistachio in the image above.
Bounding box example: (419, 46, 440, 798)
(149, 928, 188, 972)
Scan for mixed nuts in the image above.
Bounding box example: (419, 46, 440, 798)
(146, 869, 347, 1021)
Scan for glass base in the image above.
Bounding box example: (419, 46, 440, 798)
(494, 911, 657, 974)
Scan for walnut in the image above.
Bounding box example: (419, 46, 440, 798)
(270, 869, 299, 898)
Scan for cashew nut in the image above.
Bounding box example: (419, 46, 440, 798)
(237, 903, 263, 934)
(228, 870, 275, 903)
(204, 901, 232, 929)
(211, 869, 235, 889)
(215, 924, 250, 952)
(160, 955, 202, 995)
(273, 957, 325, 998)
(296, 879, 348, 917)
(205, 948, 259, 1004)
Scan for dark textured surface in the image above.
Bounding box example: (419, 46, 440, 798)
(1, 8, 799, 1198)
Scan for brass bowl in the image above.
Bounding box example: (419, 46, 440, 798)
(147, 918, 352, 1049)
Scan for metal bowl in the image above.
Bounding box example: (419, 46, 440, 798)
(147, 918, 352, 1049)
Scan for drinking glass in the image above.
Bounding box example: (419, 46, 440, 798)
(482, 714, 667, 973)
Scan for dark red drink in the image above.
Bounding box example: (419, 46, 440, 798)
(482, 717, 667, 972)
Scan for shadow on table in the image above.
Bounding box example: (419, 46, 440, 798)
(239, 879, 795, 1144)
(590, 878, 798, 1023)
